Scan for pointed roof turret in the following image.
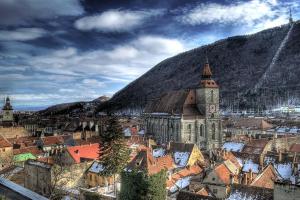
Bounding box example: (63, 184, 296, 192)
(200, 59, 218, 88)
(3, 96, 13, 110)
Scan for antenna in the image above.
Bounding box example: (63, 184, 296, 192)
(205, 51, 209, 64)
(289, 7, 293, 24)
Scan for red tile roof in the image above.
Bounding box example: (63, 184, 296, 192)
(223, 152, 242, 169)
(215, 163, 232, 185)
(67, 143, 100, 164)
(127, 149, 175, 175)
(42, 136, 64, 146)
(0, 135, 12, 148)
(250, 164, 278, 189)
(290, 144, 300, 153)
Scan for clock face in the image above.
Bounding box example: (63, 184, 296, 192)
(209, 105, 216, 113)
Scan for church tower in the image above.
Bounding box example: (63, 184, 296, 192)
(2, 96, 14, 124)
(196, 60, 222, 149)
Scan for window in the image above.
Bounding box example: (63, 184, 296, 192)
(212, 123, 216, 140)
(213, 189, 218, 194)
(188, 124, 192, 141)
(195, 124, 198, 142)
(2, 148, 5, 152)
(200, 124, 204, 137)
(211, 90, 214, 102)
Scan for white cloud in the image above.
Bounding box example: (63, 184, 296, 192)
(74, 9, 164, 32)
(0, 0, 84, 25)
(0, 28, 47, 41)
(29, 35, 186, 79)
(82, 79, 106, 88)
(178, 0, 297, 33)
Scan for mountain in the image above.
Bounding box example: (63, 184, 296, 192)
(38, 96, 110, 116)
(99, 21, 300, 114)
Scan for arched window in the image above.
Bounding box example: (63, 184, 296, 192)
(188, 124, 192, 141)
(212, 123, 216, 140)
(211, 90, 214, 103)
(200, 124, 204, 137)
(195, 124, 198, 142)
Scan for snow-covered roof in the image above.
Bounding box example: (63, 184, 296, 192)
(169, 176, 191, 193)
(138, 129, 145, 135)
(174, 152, 190, 167)
(88, 162, 104, 173)
(242, 160, 259, 173)
(152, 148, 165, 158)
(123, 128, 131, 137)
(222, 142, 245, 152)
(0, 177, 49, 200)
(274, 163, 293, 180)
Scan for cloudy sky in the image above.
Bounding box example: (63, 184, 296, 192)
(0, 0, 299, 110)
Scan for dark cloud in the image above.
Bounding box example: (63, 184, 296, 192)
(0, 0, 299, 109)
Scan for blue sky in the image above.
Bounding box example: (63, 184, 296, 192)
(0, 0, 299, 110)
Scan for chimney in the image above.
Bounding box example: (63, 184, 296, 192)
(243, 173, 248, 185)
(249, 169, 253, 182)
(279, 150, 282, 162)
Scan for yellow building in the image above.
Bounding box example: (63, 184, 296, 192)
(85, 161, 114, 188)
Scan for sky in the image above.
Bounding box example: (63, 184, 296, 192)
(0, 0, 299, 110)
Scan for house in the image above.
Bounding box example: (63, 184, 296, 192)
(13, 152, 36, 167)
(85, 161, 114, 188)
(250, 164, 279, 189)
(62, 143, 100, 165)
(126, 148, 175, 175)
(143, 61, 222, 150)
(36, 136, 65, 155)
(167, 164, 203, 193)
(227, 118, 274, 137)
(202, 162, 238, 199)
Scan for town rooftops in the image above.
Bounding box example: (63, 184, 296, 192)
(0, 135, 12, 148)
(226, 184, 273, 200)
(66, 143, 100, 164)
(233, 118, 274, 130)
(13, 146, 42, 156)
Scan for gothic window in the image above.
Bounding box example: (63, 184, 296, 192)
(212, 123, 216, 140)
(188, 124, 192, 141)
(195, 124, 198, 142)
(176, 124, 179, 141)
(200, 124, 204, 137)
(211, 90, 214, 102)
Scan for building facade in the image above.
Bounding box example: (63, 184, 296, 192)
(143, 61, 222, 150)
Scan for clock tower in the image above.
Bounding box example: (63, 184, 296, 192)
(2, 96, 14, 125)
(196, 60, 222, 149)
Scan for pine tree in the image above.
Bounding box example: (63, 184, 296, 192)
(99, 115, 130, 184)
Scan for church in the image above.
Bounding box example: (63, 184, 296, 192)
(1, 96, 14, 127)
(143, 61, 222, 150)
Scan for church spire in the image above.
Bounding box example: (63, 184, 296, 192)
(201, 57, 212, 79)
